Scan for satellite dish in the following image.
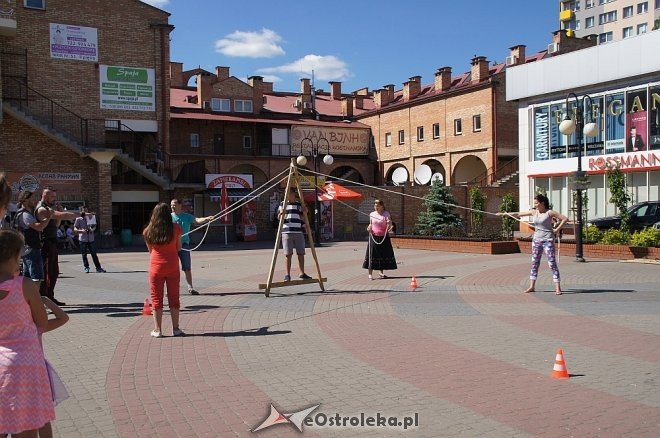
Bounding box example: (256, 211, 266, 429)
(391, 167, 409, 186)
(431, 172, 444, 185)
(414, 164, 433, 185)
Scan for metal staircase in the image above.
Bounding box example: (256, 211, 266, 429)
(467, 157, 519, 188)
(1, 68, 169, 188)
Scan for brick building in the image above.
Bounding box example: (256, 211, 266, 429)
(0, 0, 171, 238)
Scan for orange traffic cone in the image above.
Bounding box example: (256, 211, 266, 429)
(550, 348, 569, 379)
(142, 298, 152, 316)
(410, 276, 418, 289)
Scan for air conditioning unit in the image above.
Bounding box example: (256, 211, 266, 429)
(505, 55, 518, 66)
(293, 99, 302, 108)
(547, 42, 560, 54)
(203, 101, 210, 109)
(303, 102, 313, 109)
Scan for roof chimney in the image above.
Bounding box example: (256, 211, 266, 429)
(508, 45, 526, 66)
(248, 76, 263, 113)
(341, 97, 354, 117)
(170, 62, 184, 87)
(196, 72, 214, 109)
(300, 78, 311, 94)
(403, 76, 421, 102)
(383, 84, 394, 102)
(329, 81, 342, 100)
(434, 67, 452, 92)
(470, 56, 489, 83)
(215, 66, 229, 80)
(353, 94, 364, 110)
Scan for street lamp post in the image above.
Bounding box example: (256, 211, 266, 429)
(297, 137, 333, 246)
(559, 92, 599, 263)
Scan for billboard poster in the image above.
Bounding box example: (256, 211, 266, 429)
(626, 89, 647, 152)
(550, 103, 566, 159)
(585, 96, 604, 156)
(99, 65, 155, 111)
(320, 201, 333, 241)
(533, 106, 550, 161)
(50, 23, 98, 61)
(242, 201, 257, 241)
(649, 87, 660, 151)
(605, 93, 625, 154)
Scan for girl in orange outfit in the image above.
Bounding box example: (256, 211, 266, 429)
(143, 203, 183, 338)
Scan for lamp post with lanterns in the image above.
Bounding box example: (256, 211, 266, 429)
(558, 92, 599, 262)
(296, 137, 333, 246)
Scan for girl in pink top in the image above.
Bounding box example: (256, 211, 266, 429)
(0, 230, 54, 437)
(143, 203, 183, 338)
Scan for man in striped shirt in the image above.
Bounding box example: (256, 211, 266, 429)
(278, 189, 312, 281)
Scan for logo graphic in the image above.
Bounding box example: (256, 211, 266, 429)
(252, 403, 320, 433)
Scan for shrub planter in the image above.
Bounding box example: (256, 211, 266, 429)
(517, 238, 660, 260)
(391, 236, 520, 255)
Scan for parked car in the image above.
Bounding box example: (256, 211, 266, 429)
(587, 201, 660, 232)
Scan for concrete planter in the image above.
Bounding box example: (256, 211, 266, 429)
(391, 236, 520, 255)
(517, 239, 660, 260)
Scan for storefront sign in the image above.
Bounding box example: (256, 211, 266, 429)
(605, 93, 625, 154)
(50, 23, 98, 61)
(587, 150, 660, 171)
(533, 107, 550, 161)
(291, 126, 369, 155)
(626, 89, 648, 152)
(99, 65, 155, 111)
(5, 172, 82, 200)
(205, 174, 253, 189)
(649, 87, 660, 150)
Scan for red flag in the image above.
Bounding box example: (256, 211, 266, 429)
(219, 182, 230, 224)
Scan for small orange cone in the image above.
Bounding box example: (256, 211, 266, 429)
(410, 276, 418, 289)
(550, 348, 569, 379)
(142, 298, 152, 316)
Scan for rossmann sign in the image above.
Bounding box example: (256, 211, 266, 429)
(588, 150, 660, 171)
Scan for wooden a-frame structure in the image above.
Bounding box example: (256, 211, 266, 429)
(259, 159, 326, 297)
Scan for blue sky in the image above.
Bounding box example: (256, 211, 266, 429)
(142, 0, 558, 93)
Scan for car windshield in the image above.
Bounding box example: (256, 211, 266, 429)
(628, 203, 657, 217)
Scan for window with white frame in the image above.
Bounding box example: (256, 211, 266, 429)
(637, 2, 648, 13)
(211, 98, 230, 112)
(473, 115, 482, 132)
(398, 130, 405, 145)
(234, 99, 253, 113)
(417, 126, 424, 141)
(623, 26, 634, 38)
(575, 19, 581, 30)
(454, 119, 462, 135)
(598, 11, 617, 24)
(190, 133, 200, 148)
(623, 5, 634, 17)
(598, 31, 613, 43)
(656, 0, 660, 10)
(586, 16, 595, 27)
(637, 22, 648, 33)
(243, 135, 252, 149)
(433, 123, 440, 139)
(385, 132, 392, 147)
(586, 0, 594, 7)
(24, 0, 45, 8)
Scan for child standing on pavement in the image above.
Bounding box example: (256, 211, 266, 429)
(143, 203, 183, 338)
(0, 229, 55, 437)
(38, 296, 70, 438)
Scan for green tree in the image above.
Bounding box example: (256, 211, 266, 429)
(415, 179, 461, 235)
(499, 193, 518, 239)
(606, 165, 632, 235)
(469, 186, 486, 231)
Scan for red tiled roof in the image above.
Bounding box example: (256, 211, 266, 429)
(170, 110, 370, 128)
(262, 92, 374, 116)
(171, 88, 199, 109)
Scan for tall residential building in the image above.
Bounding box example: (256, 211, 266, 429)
(560, 0, 660, 44)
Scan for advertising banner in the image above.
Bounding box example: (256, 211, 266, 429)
(626, 89, 647, 152)
(291, 126, 370, 155)
(605, 93, 625, 154)
(649, 87, 660, 150)
(320, 201, 333, 241)
(585, 96, 604, 156)
(549, 103, 566, 159)
(50, 23, 98, 61)
(205, 174, 253, 189)
(99, 65, 155, 111)
(533, 106, 550, 161)
(242, 201, 257, 241)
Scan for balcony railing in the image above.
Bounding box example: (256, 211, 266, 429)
(466, 157, 519, 187)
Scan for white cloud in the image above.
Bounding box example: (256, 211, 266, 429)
(215, 28, 285, 58)
(260, 75, 282, 83)
(257, 54, 351, 82)
(140, 0, 170, 8)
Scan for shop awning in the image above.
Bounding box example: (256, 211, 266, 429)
(303, 182, 363, 202)
(206, 188, 257, 200)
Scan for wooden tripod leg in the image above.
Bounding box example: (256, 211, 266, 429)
(292, 166, 325, 292)
(264, 160, 296, 296)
